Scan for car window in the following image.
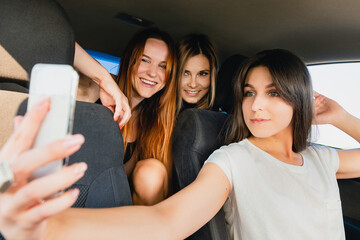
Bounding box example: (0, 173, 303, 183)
(308, 62, 360, 149)
(86, 49, 120, 75)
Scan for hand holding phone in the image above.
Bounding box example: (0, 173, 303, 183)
(28, 64, 79, 180)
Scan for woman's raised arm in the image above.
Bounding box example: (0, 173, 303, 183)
(313, 92, 360, 178)
(74, 42, 131, 129)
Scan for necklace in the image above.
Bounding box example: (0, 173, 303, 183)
(298, 154, 304, 166)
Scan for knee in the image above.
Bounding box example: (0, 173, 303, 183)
(132, 158, 168, 205)
(133, 158, 167, 189)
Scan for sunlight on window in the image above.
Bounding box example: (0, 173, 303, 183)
(308, 62, 360, 149)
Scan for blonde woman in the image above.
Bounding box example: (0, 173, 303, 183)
(176, 34, 218, 113)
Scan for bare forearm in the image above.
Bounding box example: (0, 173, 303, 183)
(49, 206, 171, 240)
(46, 164, 229, 240)
(74, 42, 109, 86)
(333, 110, 360, 143)
(335, 110, 360, 178)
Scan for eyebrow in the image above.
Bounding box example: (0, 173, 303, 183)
(244, 83, 275, 88)
(184, 69, 210, 72)
(142, 54, 167, 64)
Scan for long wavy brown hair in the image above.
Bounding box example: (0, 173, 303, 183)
(115, 28, 177, 176)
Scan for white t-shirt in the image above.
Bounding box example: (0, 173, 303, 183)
(205, 138, 345, 240)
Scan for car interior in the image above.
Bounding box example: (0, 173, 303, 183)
(0, 0, 359, 239)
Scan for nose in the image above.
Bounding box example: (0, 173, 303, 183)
(251, 95, 265, 112)
(187, 75, 198, 88)
(147, 63, 157, 78)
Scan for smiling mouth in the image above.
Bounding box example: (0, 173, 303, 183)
(184, 90, 200, 95)
(140, 78, 157, 86)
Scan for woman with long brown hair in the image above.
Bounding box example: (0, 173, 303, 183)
(115, 28, 177, 205)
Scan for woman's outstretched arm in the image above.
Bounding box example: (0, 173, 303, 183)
(0, 99, 230, 240)
(313, 92, 360, 178)
(50, 162, 230, 240)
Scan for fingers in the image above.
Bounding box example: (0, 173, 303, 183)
(107, 105, 115, 114)
(10, 98, 50, 154)
(22, 188, 80, 227)
(114, 96, 131, 129)
(13, 116, 24, 131)
(10, 134, 85, 185)
(10, 162, 87, 214)
(0, 98, 50, 162)
(99, 79, 131, 128)
(117, 103, 131, 130)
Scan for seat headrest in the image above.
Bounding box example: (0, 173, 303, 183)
(212, 54, 247, 114)
(0, 0, 75, 81)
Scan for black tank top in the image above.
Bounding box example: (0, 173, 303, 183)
(124, 141, 136, 163)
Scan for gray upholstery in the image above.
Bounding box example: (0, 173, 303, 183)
(0, 0, 75, 76)
(17, 100, 132, 208)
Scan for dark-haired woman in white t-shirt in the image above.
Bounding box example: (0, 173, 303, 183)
(1, 49, 359, 240)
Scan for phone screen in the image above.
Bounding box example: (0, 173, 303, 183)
(28, 64, 79, 180)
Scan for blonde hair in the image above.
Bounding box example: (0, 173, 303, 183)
(176, 34, 218, 113)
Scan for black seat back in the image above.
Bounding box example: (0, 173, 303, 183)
(172, 108, 231, 240)
(173, 109, 229, 189)
(212, 54, 247, 114)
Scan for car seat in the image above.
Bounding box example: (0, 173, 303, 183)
(171, 54, 248, 239)
(338, 179, 360, 239)
(172, 54, 248, 239)
(212, 54, 247, 114)
(0, 0, 75, 147)
(0, 0, 131, 239)
(17, 100, 132, 208)
(172, 108, 231, 240)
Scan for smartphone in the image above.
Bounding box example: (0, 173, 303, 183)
(28, 64, 79, 180)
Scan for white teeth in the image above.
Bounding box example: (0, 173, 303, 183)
(141, 78, 156, 86)
(186, 90, 199, 94)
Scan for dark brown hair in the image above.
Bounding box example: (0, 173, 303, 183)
(226, 49, 313, 152)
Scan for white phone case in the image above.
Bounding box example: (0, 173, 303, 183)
(28, 64, 79, 180)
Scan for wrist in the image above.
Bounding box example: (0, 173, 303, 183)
(98, 68, 116, 88)
(332, 108, 350, 128)
(41, 215, 64, 240)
